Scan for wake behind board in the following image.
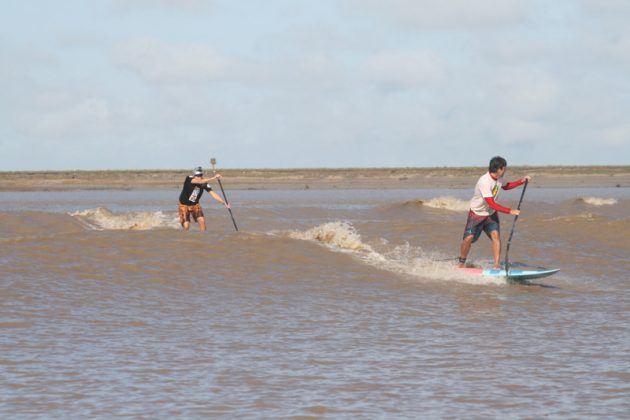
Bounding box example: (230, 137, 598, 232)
(460, 262, 559, 282)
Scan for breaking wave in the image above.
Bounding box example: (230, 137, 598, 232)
(286, 221, 503, 285)
(289, 221, 373, 252)
(69, 208, 179, 231)
(422, 196, 470, 212)
(401, 197, 469, 212)
(575, 197, 618, 206)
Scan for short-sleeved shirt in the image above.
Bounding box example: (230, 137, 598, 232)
(179, 176, 212, 206)
(469, 172, 503, 216)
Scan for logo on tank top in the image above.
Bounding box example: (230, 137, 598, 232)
(188, 186, 201, 202)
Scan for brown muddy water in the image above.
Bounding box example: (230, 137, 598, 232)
(1, 187, 629, 418)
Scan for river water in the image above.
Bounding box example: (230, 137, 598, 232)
(1, 187, 629, 418)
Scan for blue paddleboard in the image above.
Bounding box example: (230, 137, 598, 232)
(460, 262, 559, 281)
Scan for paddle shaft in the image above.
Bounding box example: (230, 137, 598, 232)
(211, 160, 238, 231)
(504, 179, 528, 275)
(217, 178, 238, 231)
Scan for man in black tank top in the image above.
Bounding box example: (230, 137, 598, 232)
(178, 166, 230, 231)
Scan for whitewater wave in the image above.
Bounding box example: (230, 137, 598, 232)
(422, 196, 470, 212)
(401, 196, 469, 212)
(289, 221, 373, 252)
(286, 221, 503, 285)
(69, 208, 179, 231)
(575, 197, 618, 206)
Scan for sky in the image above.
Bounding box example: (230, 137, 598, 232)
(1, 0, 629, 170)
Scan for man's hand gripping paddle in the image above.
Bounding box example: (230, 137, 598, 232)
(504, 179, 528, 277)
(211, 158, 238, 231)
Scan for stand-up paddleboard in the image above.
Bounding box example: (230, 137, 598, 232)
(460, 262, 559, 281)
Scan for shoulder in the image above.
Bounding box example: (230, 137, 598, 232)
(189, 176, 205, 184)
(477, 173, 491, 185)
(476, 173, 496, 193)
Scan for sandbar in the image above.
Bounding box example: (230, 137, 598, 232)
(1, 166, 629, 191)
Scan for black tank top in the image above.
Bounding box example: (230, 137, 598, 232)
(179, 176, 212, 205)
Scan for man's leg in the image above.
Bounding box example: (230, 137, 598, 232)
(490, 230, 501, 269)
(189, 205, 207, 231)
(179, 205, 190, 231)
(459, 235, 475, 267)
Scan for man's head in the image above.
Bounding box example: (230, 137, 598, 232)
(192, 166, 203, 177)
(488, 156, 507, 174)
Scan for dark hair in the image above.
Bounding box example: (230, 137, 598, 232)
(489, 156, 507, 173)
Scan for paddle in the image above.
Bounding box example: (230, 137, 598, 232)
(504, 179, 528, 277)
(210, 158, 238, 231)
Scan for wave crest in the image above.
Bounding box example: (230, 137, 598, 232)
(397, 196, 469, 212)
(575, 197, 618, 206)
(289, 221, 373, 252)
(545, 212, 599, 222)
(286, 222, 502, 285)
(422, 196, 470, 212)
(69, 208, 179, 231)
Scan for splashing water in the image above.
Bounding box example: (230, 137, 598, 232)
(287, 221, 504, 285)
(289, 221, 373, 252)
(69, 208, 179, 231)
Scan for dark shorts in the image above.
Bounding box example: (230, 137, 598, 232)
(463, 210, 500, 243)
(179, 203, 204, 224)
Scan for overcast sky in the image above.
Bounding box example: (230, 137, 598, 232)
(1, 0, 629, 170)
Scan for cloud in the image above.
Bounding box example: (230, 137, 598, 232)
(343, 0, 529, 27)
(3, 0, 629, 170)
(586, 29, 630, 69)
(111, 0, 213, 14)
(596, 123, 630, 146)
(15, 95, 111, 138)
(491, 70, 560, 119)
(362, 50, 446, 88)
(113, 37, 234, 84)
(579, 0, 630, 14)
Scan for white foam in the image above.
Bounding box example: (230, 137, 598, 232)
(577, 197, 618, 206)
(288, 221, 373, 252)
(69, 208, 179, 231)
(286, 221, 505, 286)
(422, 196, 470, 212)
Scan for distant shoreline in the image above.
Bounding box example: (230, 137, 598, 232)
(1, 166, 629, 191)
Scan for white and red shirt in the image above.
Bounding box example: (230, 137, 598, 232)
(469, 173, 524, 216)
